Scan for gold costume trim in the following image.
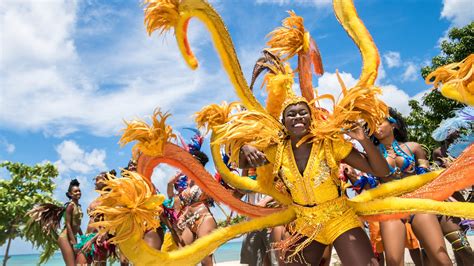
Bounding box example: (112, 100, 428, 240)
(278, 197, 361, 262)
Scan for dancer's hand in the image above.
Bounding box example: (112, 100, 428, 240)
(240, 145, 267, 167)
(81, 240, 93, 253)
(346, 125, 368, 141)
(96, 233, 106, 247)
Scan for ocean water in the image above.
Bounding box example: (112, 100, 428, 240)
(0, 241, 242, 265)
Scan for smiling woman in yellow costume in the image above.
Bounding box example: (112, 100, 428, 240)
(90, 0, 474, 265)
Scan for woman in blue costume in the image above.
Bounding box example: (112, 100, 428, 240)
(373, 107, 451, 266)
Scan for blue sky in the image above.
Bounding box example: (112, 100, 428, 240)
(1, 0, 473, 255)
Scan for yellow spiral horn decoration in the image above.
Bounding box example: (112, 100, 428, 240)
(144, 0, 265, 113)
(333, 0, 380, 87)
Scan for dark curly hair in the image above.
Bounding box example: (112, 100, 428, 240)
(372, 107, 408, 145)
(97, 169, 116, 179)
(66, 179, 80, 199)
(190, 150, 209, 166)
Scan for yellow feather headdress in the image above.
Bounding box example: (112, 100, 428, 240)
(91, 170, 165, 243)
(267, 11, 308, 60)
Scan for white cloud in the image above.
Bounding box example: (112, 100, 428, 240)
(151, 164, 180, 195)
(316, 71, 358, 110)
(54, 140, 107, 174)
(378, 63, 386, 81)
(256, 0, 332, 8)
(401, 62, 419, 82)
(0, 0, 78, 68)
(0, 0, 236, 137)
(316, 71, 415, 116)
(412, 89, 430, 103)
(378, 84, 411, 115)
(0, 137, 15, 154)
(383, 51, 401, 68)
(441, 0, 474, 27)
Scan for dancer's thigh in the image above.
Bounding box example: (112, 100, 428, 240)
(334, 227, 378, 266)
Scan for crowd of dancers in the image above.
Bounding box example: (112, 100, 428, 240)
(25, 0, 474, 265)
(37, 104, 473, 266)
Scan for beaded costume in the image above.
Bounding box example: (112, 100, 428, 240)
(89, 0, 474, 265)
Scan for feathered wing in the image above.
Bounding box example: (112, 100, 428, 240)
(24, 203, 64, 264)
(120, 107, 286, 218)
(350, 198, 474, 221)
(138, 143, 286, 217)
(92, 171, 164, 243)
(120, 109, 176, 157)
(310, 0, 387, 140)
(400, 144, 474, 200)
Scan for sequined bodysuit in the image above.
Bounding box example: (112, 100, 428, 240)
(275, 139, 362, 246)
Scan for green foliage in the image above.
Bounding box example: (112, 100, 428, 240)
(24, 218, 58, 265)
(217, 214, 247, 227)
(406, 23, 472, 152)
(421, 22, 474, 79)
(0, 161, 59, 263)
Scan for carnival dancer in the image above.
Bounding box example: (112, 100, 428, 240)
(372, 107, 452, 266)
(26, 179, 83, 265)
(76, 171, 117, 265)
(57, 179, 84, 266)
(238, 97, 390, 265)
(89, 1, 474, 265)
(431, 107, 474, 266)
(168, 129, 217, 266)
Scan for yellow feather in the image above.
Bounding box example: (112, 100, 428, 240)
(426, 54, 474, 106)
(119, 109, 176, 156)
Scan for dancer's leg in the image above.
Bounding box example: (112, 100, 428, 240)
(58, 234, 76, 266)
(285, 239, 327, 266)
(380, 220, 406, 266)
(440, 216, 474, 266)
(334, 227, 379, 266)
(197, 215, 217, 266)
(411, 214, 452, 266)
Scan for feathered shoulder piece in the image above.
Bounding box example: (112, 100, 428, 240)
(120, 109, 176, 157)
(432, 106, 473, 142)
(212, 109, 284, 162)
(309, 71, 387, 141)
